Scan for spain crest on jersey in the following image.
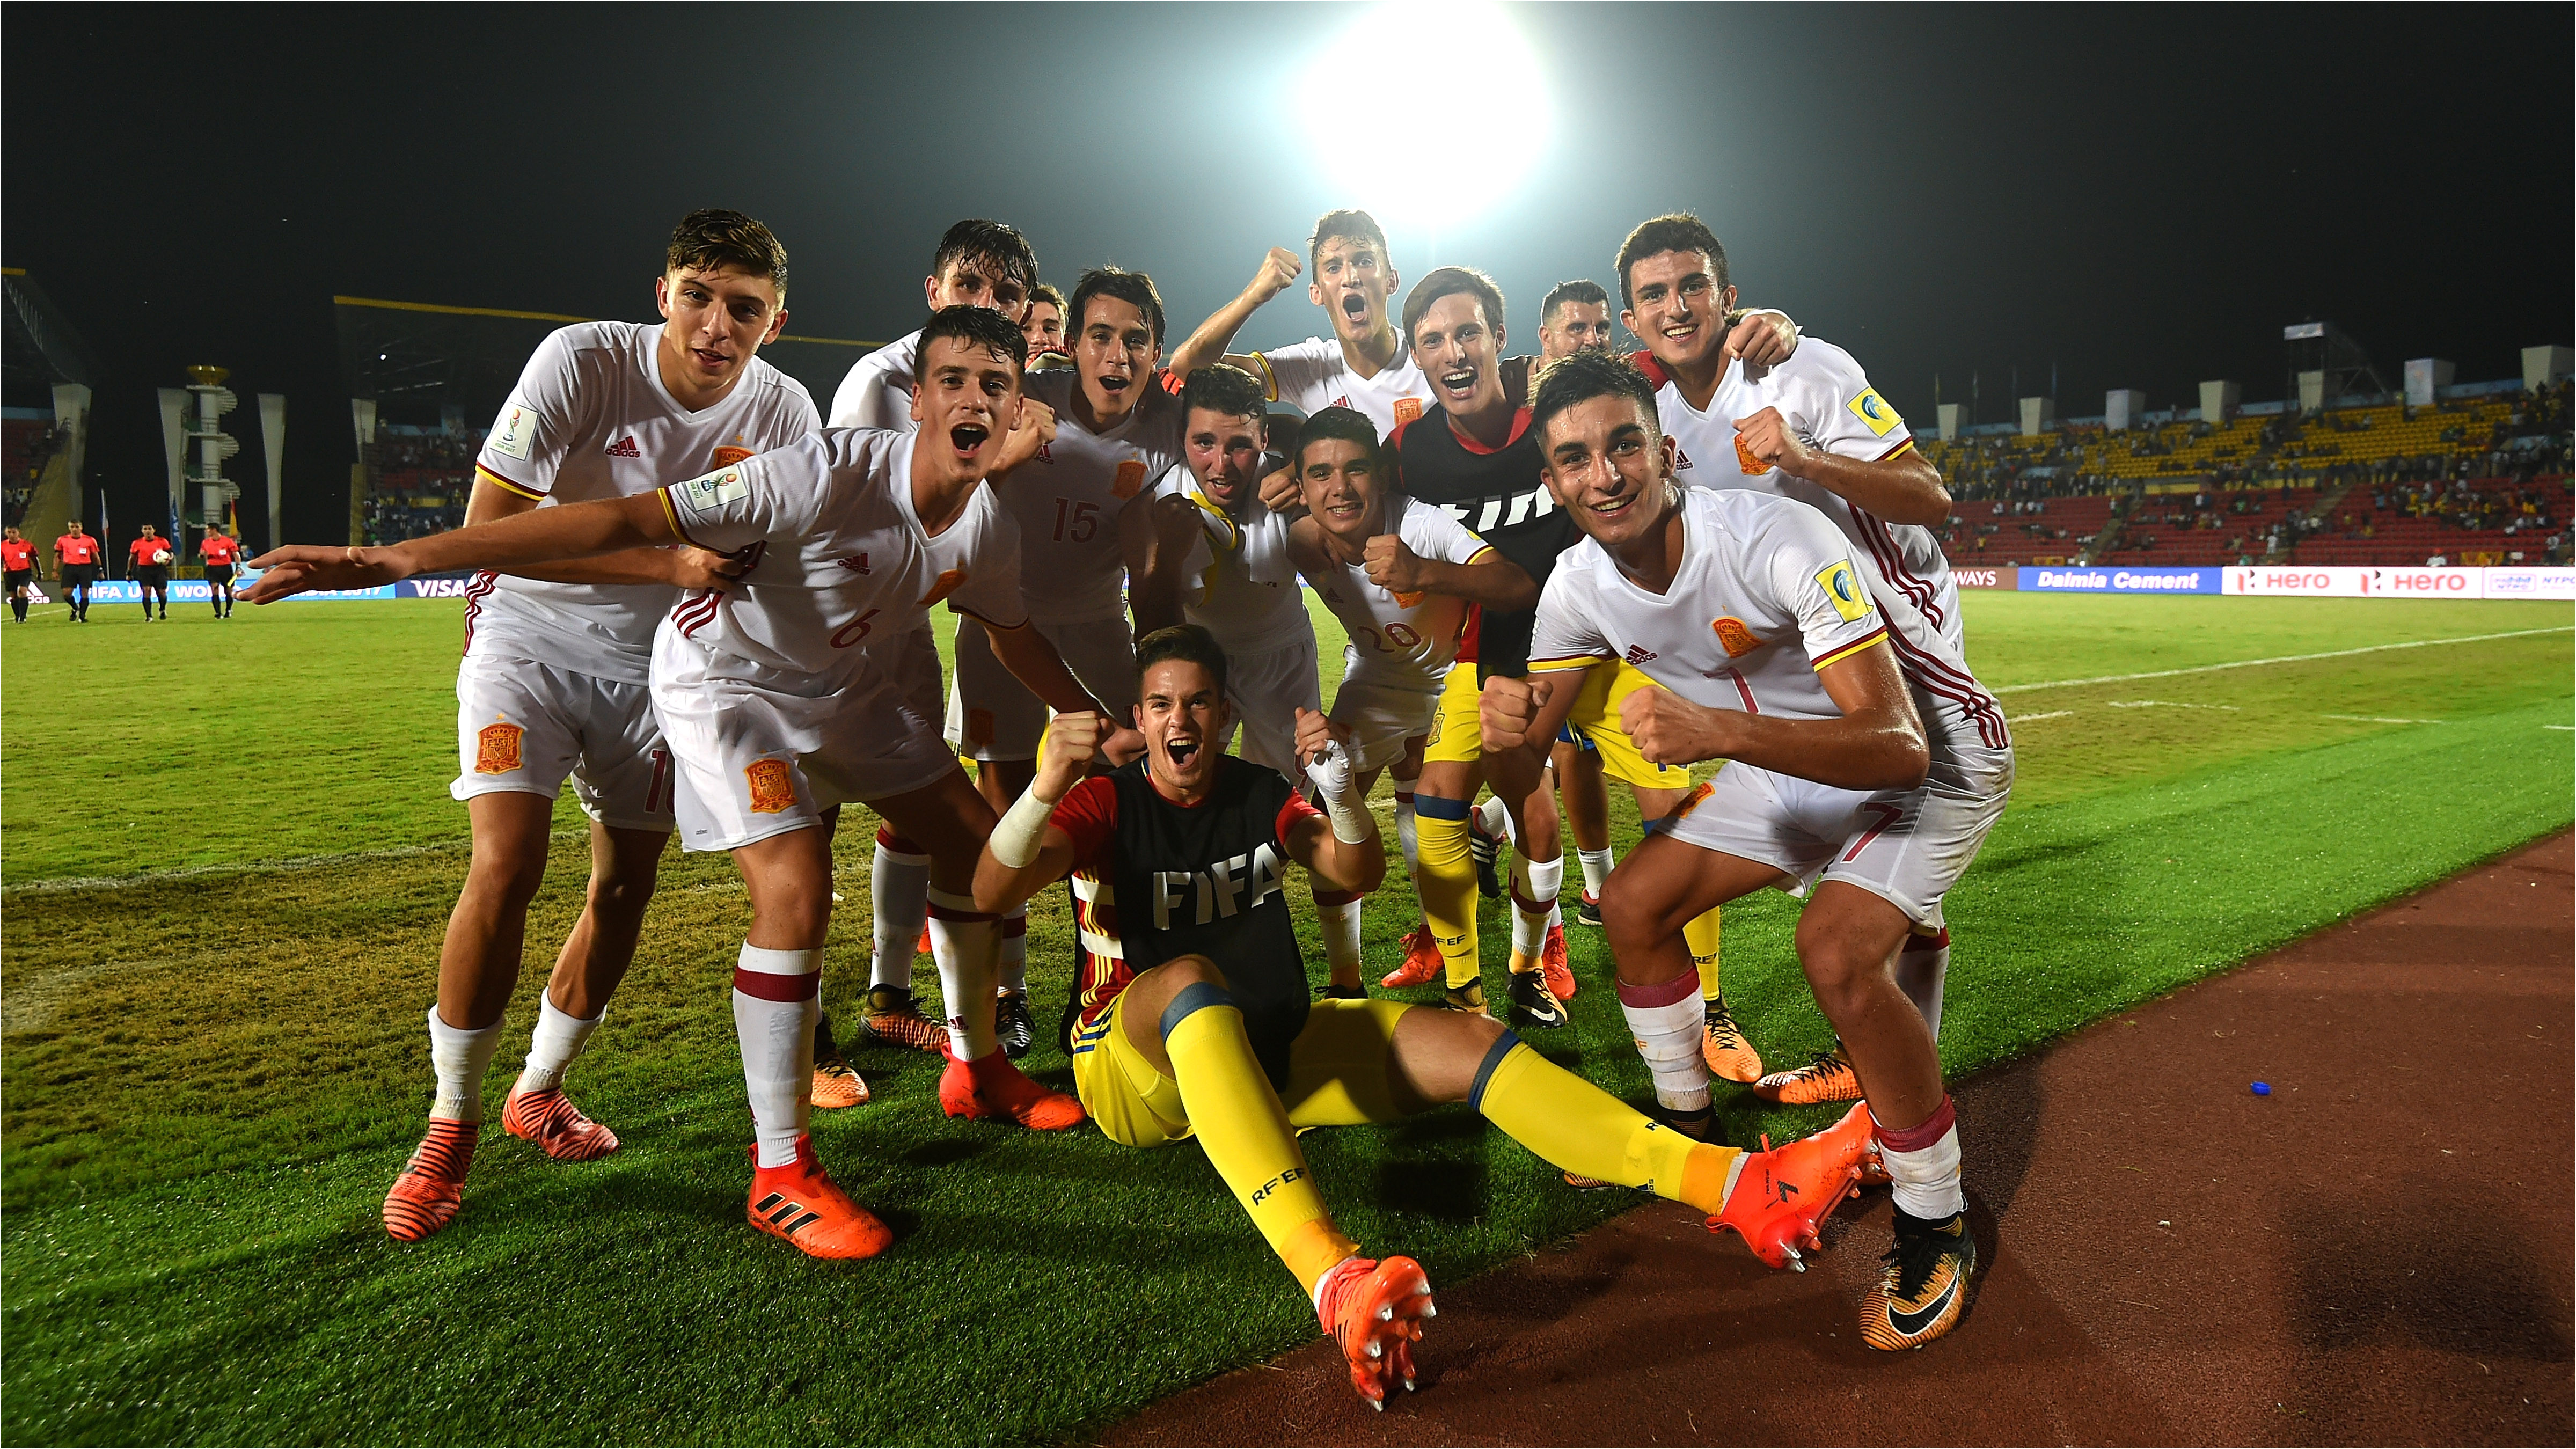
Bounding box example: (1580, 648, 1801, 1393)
(1814, 560, 1870, 621)
(1112, 460, 1148, 500)
(711, 445, 756, 468)
(1711, 616, 1764, 657)
(743, 758, 796, 815)
(474, 721, 524, 774)
(1732, 431, 1771, 475)
(1846, 388, 1904, 437)
(917, 568, 969, 607)
(1391, 398, 1424, 427)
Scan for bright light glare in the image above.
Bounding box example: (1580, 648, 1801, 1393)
(1300, 2, 1553, 246)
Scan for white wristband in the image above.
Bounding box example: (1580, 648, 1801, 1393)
(1323, 791, 1372, 846)
(990, 785, 1058, 869)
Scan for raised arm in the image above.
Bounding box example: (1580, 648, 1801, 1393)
(1164, 247, 1304, 379)
(1620, 639, 1928, 789)
(975, 712, 1099, 914)
(1284, 708, 1385, 895)
(981, 618, 1147, 762)
(244, 491, 676, 603)
(1119, 489, 1209, 640)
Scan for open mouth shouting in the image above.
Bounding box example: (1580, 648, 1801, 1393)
(948, 422, 990, 458)
(1436, 363, 1480, 406)
(1340, 291, 1371, 324)
(1161, 731, 1204, 770)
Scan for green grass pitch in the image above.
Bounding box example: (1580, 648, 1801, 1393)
(3, 589, 2568, 1445)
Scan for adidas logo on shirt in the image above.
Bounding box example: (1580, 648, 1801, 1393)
(1624, 643, 1659, 665)
(1673, 444, 1694, 471)
(605, 436, 641, 458)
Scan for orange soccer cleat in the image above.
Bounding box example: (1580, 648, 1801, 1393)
(859, 985, 952, 1054)
(809, 1057, 869, 1110)
(746, 1136, 892, 1260)
(1707, 1104, 1875, 1270)
(1380, 923, 1443, 990)
(383, 1118, 479, 1242)
(502, 1086, 621, 1161)
(1701, 994, 1766, 1084)
(1316, 1254, 1436, 1410)
(1860, 1207, 1975, 1349)
(1755, 1045, 1862, 1103)
(938, 1048, 1087, 1130)
(1540, 921, 1575, 1002)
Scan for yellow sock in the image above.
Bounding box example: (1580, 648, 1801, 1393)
(1414, 798, 1480, 990)
(1688, 906, 1724, 1001)
(1163, 990, 1356, 1294)
(1471, 1036, 1741, 1211)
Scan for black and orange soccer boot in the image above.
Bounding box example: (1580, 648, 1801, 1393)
(1315, 1254, 1436, 1410)
(383, 1118, 479, 1242)
(746, 1136, 892, 1260)
(502, 1085, 622, 1160)
(1860, 1206, 1975, 1349)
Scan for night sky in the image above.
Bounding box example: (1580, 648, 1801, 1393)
(5, 3, 2569, 544)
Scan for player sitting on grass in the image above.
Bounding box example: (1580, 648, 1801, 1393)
(251, 306, 1140, 1262)
(1481, 350, 2011, 1350)
(972, 624, 1875, 1410)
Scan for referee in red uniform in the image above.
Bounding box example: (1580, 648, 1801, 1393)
(127, 524, 173, 621)
(51, 520, 98, 623)
(3, 527, 35, 623)
(198, 530, 244, 618)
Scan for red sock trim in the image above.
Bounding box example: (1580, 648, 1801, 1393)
(1394, 791, 1416, 804)
(1615, 971, 1699, 1009)
(875, 825, 925, 854)
(1871, 1095, 1956, 1152)
(1312, 888, 1363, 909)
(733, 968, 822, 1002)
(1511, 889, 1552, 915)
(1902, 928, 1951, 954)
(926, 902, 996, 923)
(1000, 914, 1028, 939)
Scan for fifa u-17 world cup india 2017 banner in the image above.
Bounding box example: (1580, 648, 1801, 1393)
(75, 577, 398, 603)
(2017, 566, 2220, 594)
(2221, 565, 2576, 600)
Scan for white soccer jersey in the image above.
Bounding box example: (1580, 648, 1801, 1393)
(1530, 488, 2008, 758)
(1251, 336, 1429, 439)
(657, 429, 1026, 694)
(1154, 464, 1313, 653)
(1000, 369, 1184, 623)
(826, 329, 920, 431)
(467, 321, 820, 683)
(1302, 496, 1494, 690)
(1645, 341, 1967, 656)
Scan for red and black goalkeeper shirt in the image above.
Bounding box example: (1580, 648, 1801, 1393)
(1055, 755, 1323, 1086)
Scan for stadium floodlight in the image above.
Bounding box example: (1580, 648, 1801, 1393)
(1298, 1, 1552, 252)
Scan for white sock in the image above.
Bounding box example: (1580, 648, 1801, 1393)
(427, 1007, 506, 1123)
(928, 888, 999, 1060)
(998, 910, 1029, 994)
(1393, 788, 1420, 874)
(869, 830, 932, 992)
(1615, 977, 1710, 1113)
(515, 996, 603, 1094)
(1577, 846, 1614, 898)
(1875, 1100, 1966, 1219)
(1509, 857, 1548, 960)
(1479, 794, 1514, 847)
(1317, 895, 1363, 977)
(1897, 930, 1951, 1040)
(733, 943, 822, 1169)
(1526, 853, 1563, 927)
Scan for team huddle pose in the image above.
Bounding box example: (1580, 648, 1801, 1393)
(250, 201, 2011, 1401)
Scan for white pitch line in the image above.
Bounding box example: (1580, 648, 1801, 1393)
(1994, 625, 2575, 694)
(2009, 710, 2076, 723)
(2107, 700, 2239, 711)
(2320, 714, 2446, 725)
(2548, 725, 2576, 731)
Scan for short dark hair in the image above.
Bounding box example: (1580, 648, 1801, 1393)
(1136, 623, 1227, 697)
(667, 209, 789, 297)
(1029, 282, 1067, 317)
(1295, 405, 1381, 472)
(930, 219, 1040, 296)
(1400, 266, 1507, 352)
(1307, 209, 1389, 267)
(1068, 266, 1167, 348)
(1541, 279, 1611, 325)
(918, 303, 1028, 374)
(1179, 364, 1265, 422)
(1529, 349, 1662, 447)
(1614, 213, 1729, 309)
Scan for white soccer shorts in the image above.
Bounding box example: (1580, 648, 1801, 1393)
(451, 653, 673, 832)
(946, 614, 1140, 762)
(651, 629, 959, 853)
(858, 621, 944, 728)
(1327, 665, 1443, 776)
(1659, 748, 2014, 931)
(1220, 634, 1321, 777)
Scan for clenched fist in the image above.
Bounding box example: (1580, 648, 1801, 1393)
(1293, 705, 1348, 764)
(1732, 406, 1817, 479)
(670, 546, 747, 591)
(1362, 534, 1425, 596)
(1479, 674, 1555, 753)
(1246, 246, 1304, 304)
(998, 396, 1059, 474)
(1037, 709, 1105, 798)
(1619, 683, 1729, 766)
(1258, 462, 1300, 514)
(1721, 309, 1799, 368)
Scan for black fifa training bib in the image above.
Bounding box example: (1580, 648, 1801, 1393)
(1107, 756, 1311, 1087)
(1393, 406, 1577, 677)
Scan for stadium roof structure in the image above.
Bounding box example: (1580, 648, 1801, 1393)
(333, 295, 876, 427)
(2, 268, 101, 407)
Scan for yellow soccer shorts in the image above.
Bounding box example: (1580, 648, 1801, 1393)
(1421, 662, 1485, 767)
(1072, 994, 1413, 1149)
(1562, 661, 1693, 793)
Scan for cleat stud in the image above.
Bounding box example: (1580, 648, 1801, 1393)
(1415, 1279, 1430, 1296)
(1378, 1305, 1393, 1321)
(1422, 1300, 1437, 1318)
(1367, 1341, 1382, 1358)
(1404, 1377, 1417, 1392)
(1370, 1398, 1384, 1413)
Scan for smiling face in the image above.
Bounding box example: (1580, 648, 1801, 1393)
(1539, 393, 1680, 555)
(655, 265, 787, 401)
(1297, 437, 1385, 548)
(908, 334, 1023, 484)
(1308, 233, 1396, 346)
(1185, 406, 1263, 514)
(1074, 294, 1161, 424)
(1135, 656, 1231, 796)
(1409, 291, 1505, 419)
(1538, 299, 1614, 363)
(924, 256, 1030, 321)
(1022, 298, 1065, 357)
(1620, 249, 1737, 375)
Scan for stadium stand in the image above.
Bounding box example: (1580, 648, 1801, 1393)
(1919, 378, 2572, 569)
(360, 425, 477, 543)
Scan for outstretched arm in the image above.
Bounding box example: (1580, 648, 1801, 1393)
(1165, 247, 1304, 380)
(461, 474, 738, 589)
(982, 619, 1147, 762)
(245, 491, 676, 602)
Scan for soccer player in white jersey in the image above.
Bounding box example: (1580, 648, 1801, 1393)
(1482, 350, 2011, 1350)
(359, 211, 817, 1244)
(1283, 406, 1537, 1000)
(1167, 210, 1430, 440)
(950, 266, 1182, 813)
(254, 308, 1139, 1262)
(1617, 212, 1968, 1103)
(828, 220, 1053, 1061)
(1023, 283, 1069, 364)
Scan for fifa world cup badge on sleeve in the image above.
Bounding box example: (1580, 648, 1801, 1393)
(744, 759, 797, 815)
(1712, 616, 1764, 657)
(475, 721, 525, 775)
(1816, 561, 1871, 622)
(490, 399, 539, 460)
(685, 467, 750, 510)
(1846, 388, 1904, 437)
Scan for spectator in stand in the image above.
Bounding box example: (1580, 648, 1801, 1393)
(199, 530, 244, 618)
(128, 524, 174, 620)
(52, 519, 98, 622)
(3, 526, 35, 622)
